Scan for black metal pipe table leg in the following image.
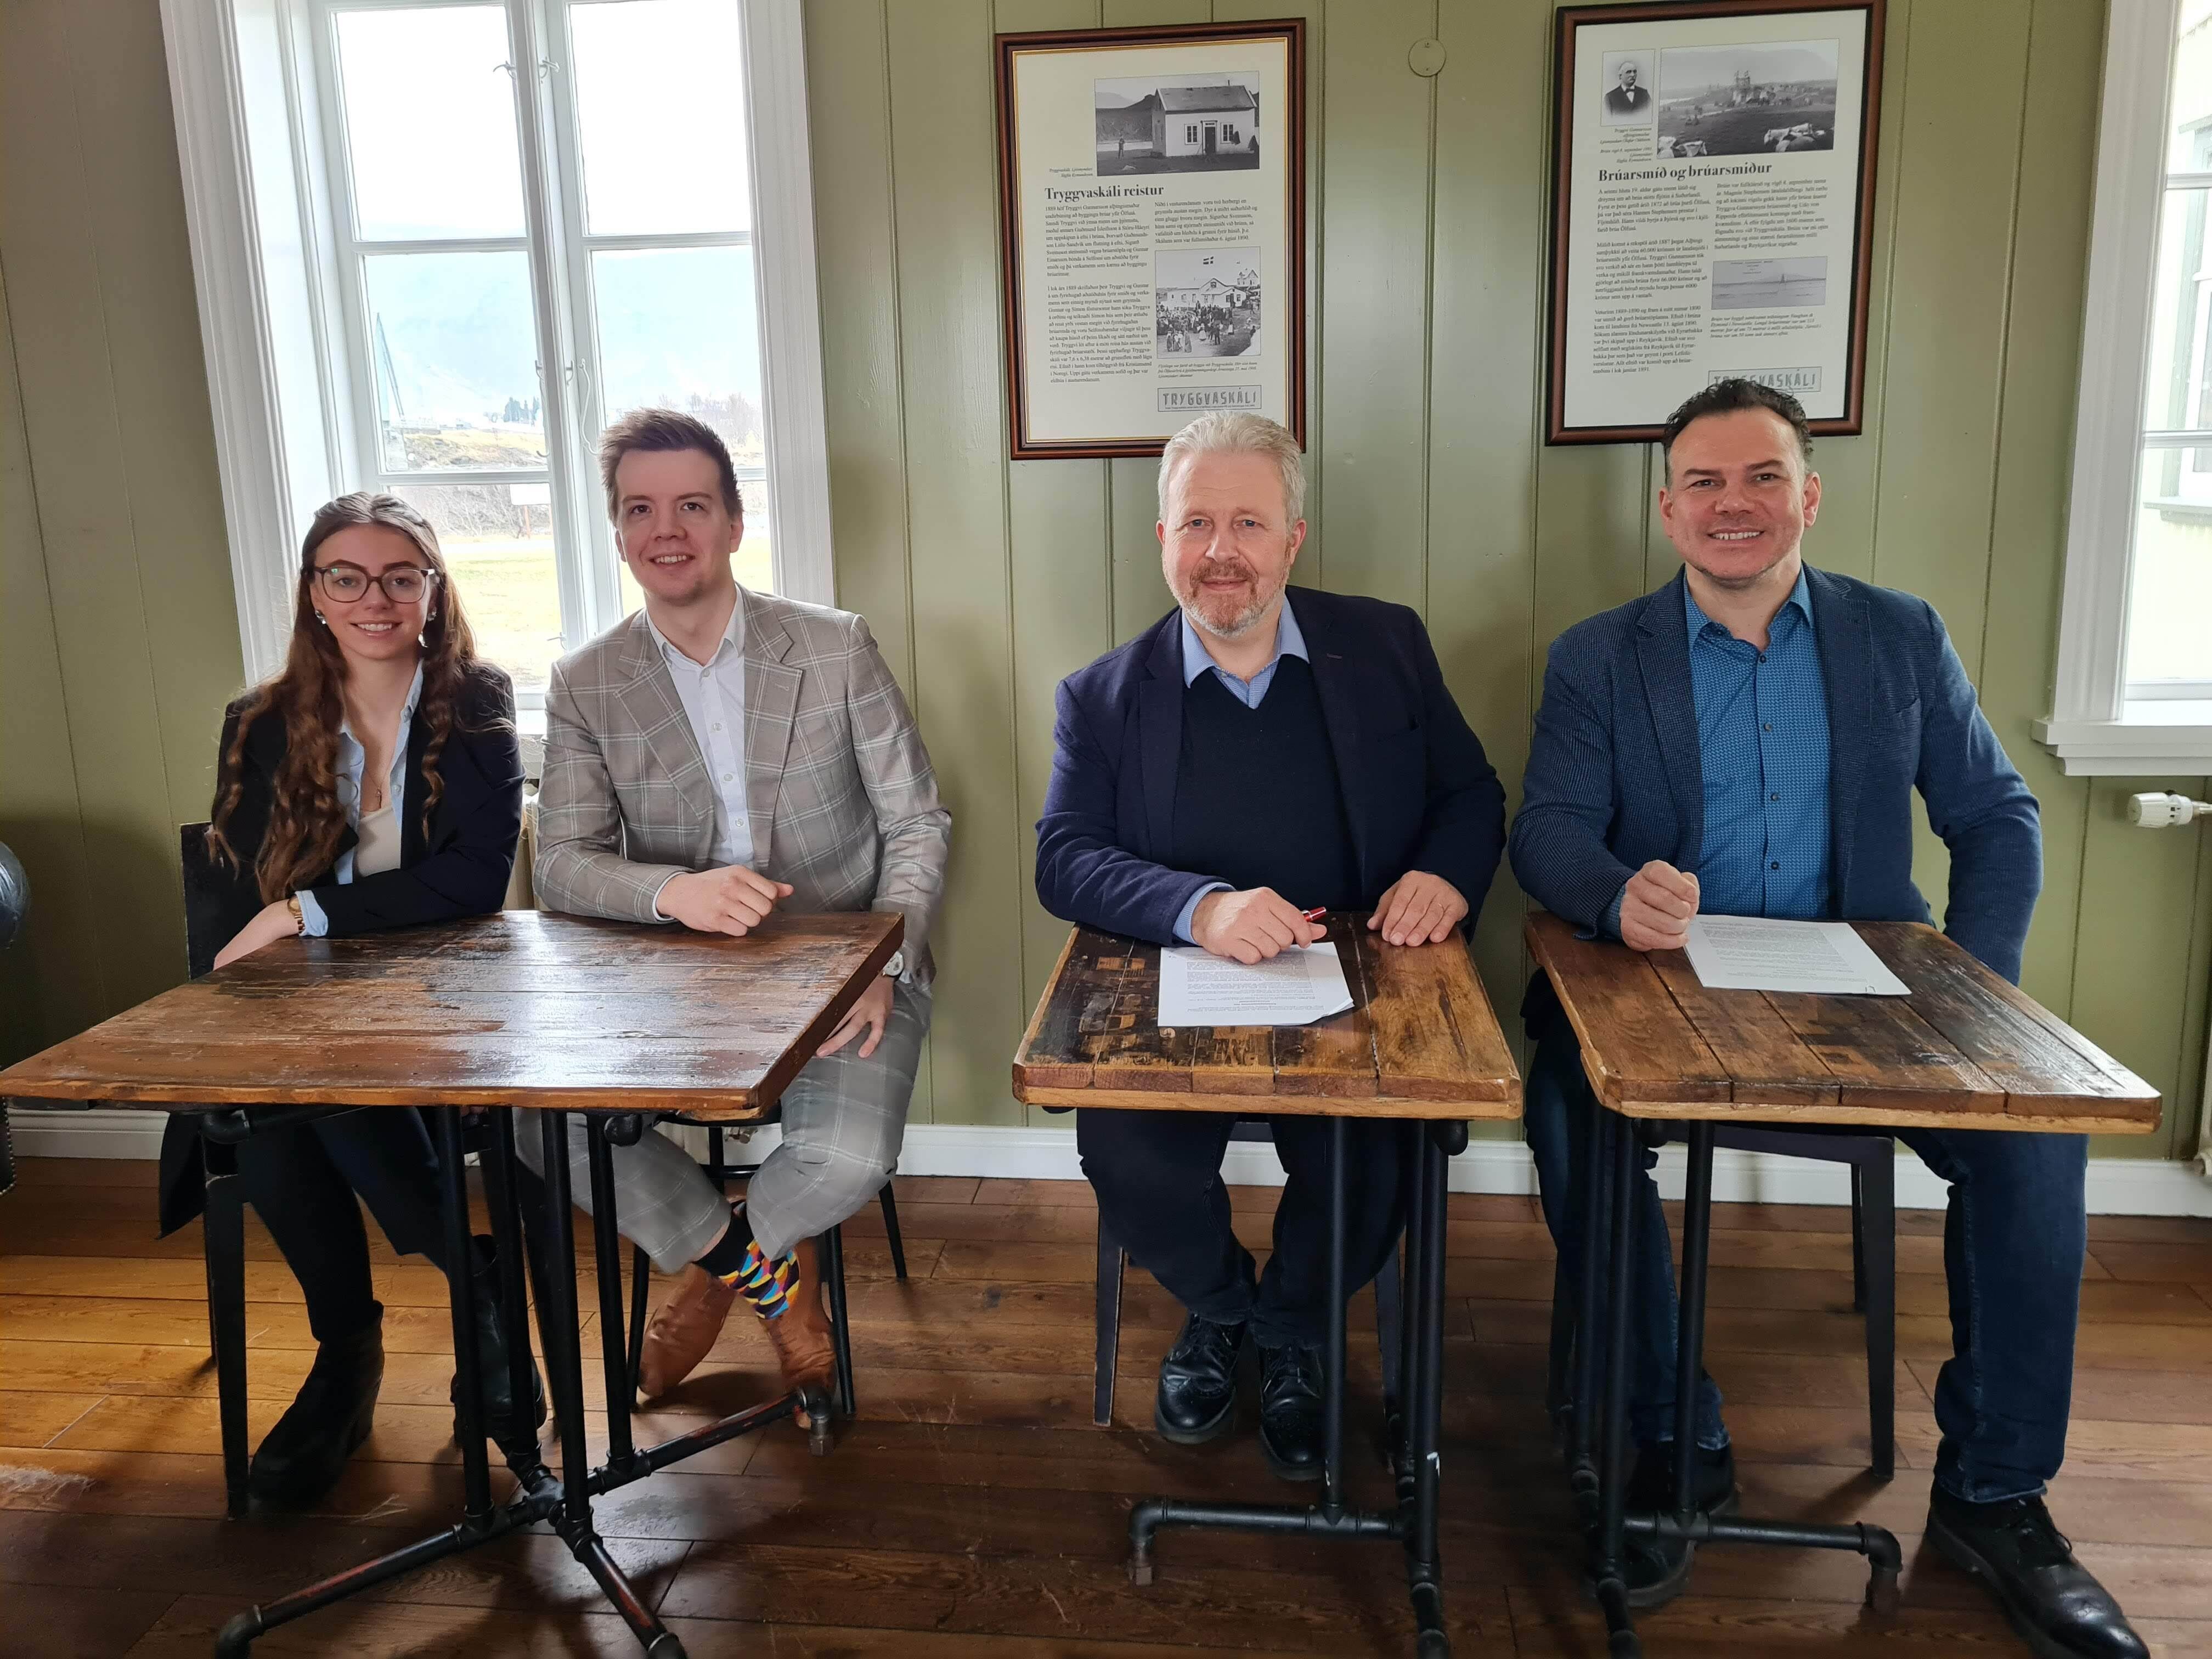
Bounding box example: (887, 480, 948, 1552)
(1125, 1113, 1441, 1655)
(199, 1125, 251, 1520)
(1593, 1105, 1641, 1654)
(1588, 1107, 1907, 1654)
(1568, 1081, 1607, 1521)
(823, 1222, 858, 1422)
(1406, 1120, 1457, 1657)
(586, 1116, 641, 1478)
(479, 1109, 543, 1463)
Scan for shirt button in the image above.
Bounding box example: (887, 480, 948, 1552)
(1770, 792, 1781, 802)
(1763, 723, 1773, 732)
(1770, 861, 1781, 871)
(723, 772, 735, 782)
(1758, 653, 1768, 663)
(712, 723, 722, 732)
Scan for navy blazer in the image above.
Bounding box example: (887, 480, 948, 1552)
(1036, 588, 1506, 944)
(157, 663, 523, 1238)
(1510, 566, 2041, 1012)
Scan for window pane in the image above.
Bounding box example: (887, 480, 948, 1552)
(569, 0, 750, 234)
(2170, 4, 2212, 172)
(394, 482, 565, 696)
(364, 251, 546, 471)
(592, 244, 772, 595)
(336, 7, 526, 240)
(2142, 188, 2210, 433)
(2127, 445, 2212, 689)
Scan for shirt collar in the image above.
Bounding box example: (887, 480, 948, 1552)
(336, 659, 425, 746)
(1179, 598, 1308, 686)
(1684, 568, 1814, 646)
(645, 590, 746, 672)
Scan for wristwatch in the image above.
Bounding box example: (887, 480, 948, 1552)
(285, 895, 303, 935)
(880, 950, 905, 980)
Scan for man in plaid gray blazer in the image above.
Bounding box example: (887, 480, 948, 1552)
(521, 409, 949, 1426)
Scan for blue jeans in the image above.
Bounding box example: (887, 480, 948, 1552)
(1524, 1014, 2089, 1503)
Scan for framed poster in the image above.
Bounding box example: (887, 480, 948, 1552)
(995, 19, 1306, 460)
(1547, 0, 1885, 444)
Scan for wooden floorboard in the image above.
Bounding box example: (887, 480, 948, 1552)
(2, 1157, 2210, 1657)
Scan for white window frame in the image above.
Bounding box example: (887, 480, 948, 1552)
(2039, 0, 2212, 774)
(160, 0, 835, 710)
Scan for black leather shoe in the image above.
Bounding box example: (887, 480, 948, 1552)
(1611, 1441, 1738, 1609)
(449, 1235, 546, 1452)
(1256, 1340, 1325, 1482)
(1927, 1490, 2148, 1659)
(250, 1307, 385, 1508)
(1154, 1313, 1244, 1443)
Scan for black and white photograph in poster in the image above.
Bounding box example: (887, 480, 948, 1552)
(1601, 51, 1656, 124)
(1096, 72, 1263, 175)
(996, 19, 1305, 458)
(1155, 248, 1262, 358)
(1548, 0, 1884, 444)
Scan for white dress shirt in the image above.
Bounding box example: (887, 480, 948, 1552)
(646, 595, 755, 919)
(296, 661, 422, 936)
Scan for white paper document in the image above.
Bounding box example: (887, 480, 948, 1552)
(1157, 943, 1356, 1028)
(1683, 916, 1910, 997)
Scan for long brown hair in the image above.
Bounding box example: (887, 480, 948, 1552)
(207, 493, 487, 904)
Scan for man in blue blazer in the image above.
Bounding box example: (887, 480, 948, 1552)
(1037, 413, 1505, 1479)
(1512, 380, 2142, 1658)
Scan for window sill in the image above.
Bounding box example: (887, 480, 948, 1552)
(2034, 703, 2212, 775)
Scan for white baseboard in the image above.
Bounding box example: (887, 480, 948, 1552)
(14, 1109, 2210, 1217)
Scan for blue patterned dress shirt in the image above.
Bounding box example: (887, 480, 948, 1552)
(1602, 571, 1831, 933)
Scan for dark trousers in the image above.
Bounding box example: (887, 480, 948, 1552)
(1523, 1014, 2089, 1503)
(1076, 1107, 1403, 1347)
(234, 1108, 452, 1345)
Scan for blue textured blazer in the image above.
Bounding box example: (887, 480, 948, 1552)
(1509, 566, 2040, 1009)
(1037, 588, 1507, 945)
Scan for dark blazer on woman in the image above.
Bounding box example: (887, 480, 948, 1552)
(157, 664, 524, 1235)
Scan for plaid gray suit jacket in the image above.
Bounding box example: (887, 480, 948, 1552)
(535, 588, 950, 985)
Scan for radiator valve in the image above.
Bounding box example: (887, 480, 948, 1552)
(2127, 791, 2212, 827)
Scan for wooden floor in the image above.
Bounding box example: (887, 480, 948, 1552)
(2, 1155, 2210, 1658)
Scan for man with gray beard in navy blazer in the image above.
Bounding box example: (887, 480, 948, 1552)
(1511, 379, 2142, 1659)
(1036, 413, 1505, 1482)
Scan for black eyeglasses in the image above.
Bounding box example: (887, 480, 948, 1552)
(313, 563, 439, 604)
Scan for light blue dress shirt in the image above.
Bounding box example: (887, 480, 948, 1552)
(1600, 570, 1832, 936)
(296, 661, 422, 937)
(1169, 603, 1311, 944)
(645, 596, 755, 920)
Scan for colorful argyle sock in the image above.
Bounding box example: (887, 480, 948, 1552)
(698, 1202, 798, 1321)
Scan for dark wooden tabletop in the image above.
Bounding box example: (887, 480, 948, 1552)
(0, 910, 902, 1120)
(1525, 911, 2161, 1133)
(1011, 913, 1521, 1120)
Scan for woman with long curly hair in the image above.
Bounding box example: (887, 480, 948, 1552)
(156, 493, 543, 1508)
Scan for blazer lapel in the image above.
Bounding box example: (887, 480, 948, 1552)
(1634, 572, 1706, 870)
(1808, 568, 1872, 913)
(612, 617, 716, 834)
(399, 709, 431, 866)
(1136, 613, 1184, 860)
(741, 589, 800, 869)
(1295, 591, 1376, 888)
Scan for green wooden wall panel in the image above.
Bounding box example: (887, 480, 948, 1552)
(1865, 0, 2028, 669)
(1316, 0, 1434, 612)
(70, 0, 244, 834)
(2074, 778, 2212, 1160)
(0, 3, 191, 1016)
(884, 0, 1027, 1124)
(5, 0, 2206, 1171)
(809, 0, 932, 1119)
(0, 259, 108, 1066)
(1982, 0, 2106, 1019)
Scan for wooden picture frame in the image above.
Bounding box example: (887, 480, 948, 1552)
(1547, 0, 1885, 444)
(994, 19, 1307, 460)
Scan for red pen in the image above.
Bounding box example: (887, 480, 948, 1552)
(1300, 907, 1327, 922)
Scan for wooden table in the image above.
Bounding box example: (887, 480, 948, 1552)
(1524, 911, 2161, 1656)
(0, 909, 900, 1659)
(1013, 914, 1521, 1659)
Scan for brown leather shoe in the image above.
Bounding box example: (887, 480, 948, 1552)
(761, 1235, 838, 1446)
(636, 1264, 737, 1399)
